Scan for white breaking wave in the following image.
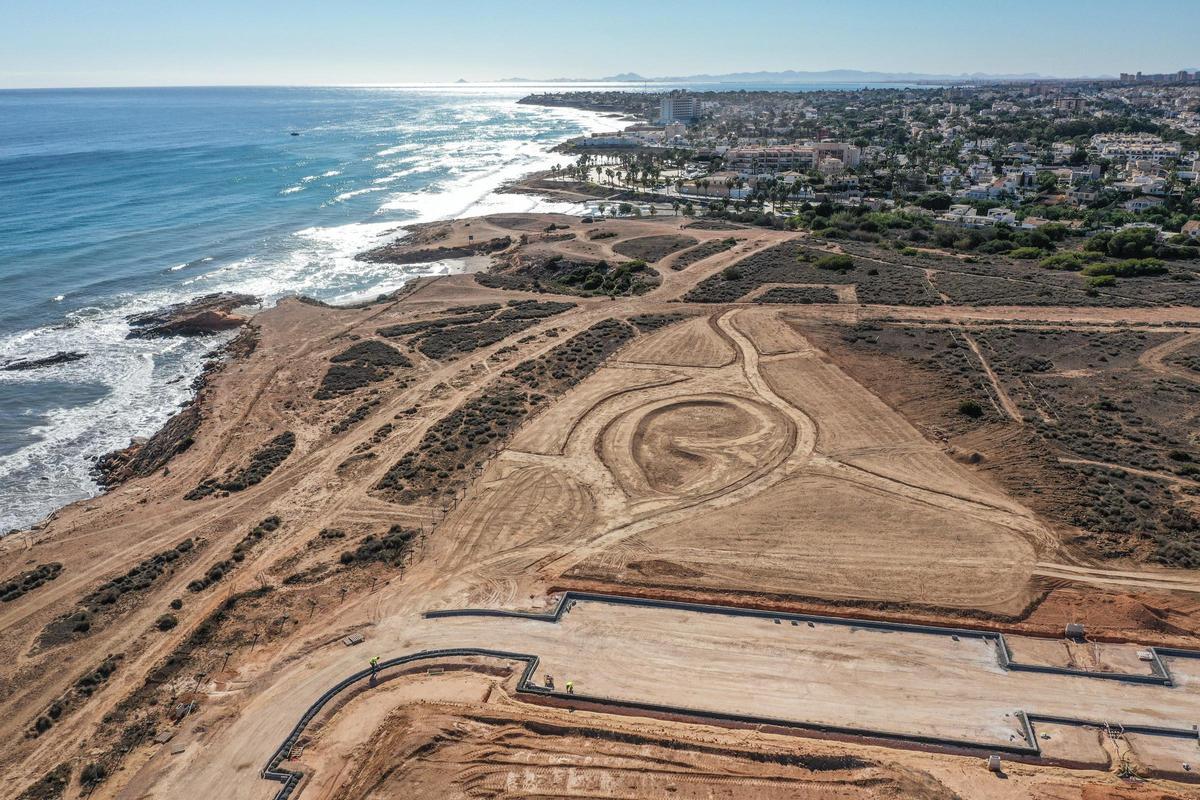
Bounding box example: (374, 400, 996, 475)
(0, 97, 613, 535)
(329, 186, 385, 204)
(0, 303, 230, 534)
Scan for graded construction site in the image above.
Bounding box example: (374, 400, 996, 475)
(4, 211, 1200, 800)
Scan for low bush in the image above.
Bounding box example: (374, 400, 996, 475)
(1039, 252, 1097, 271)
(376, 311, 494, 338)
(755, 286, 839, 304)
(80, 763, 107, 788)
(331, 399, 381, 434)
(1, 562, 63, 603)
(958, 400, 984, 418)
(376, 319, 637, 502)
(977, 239, 1015, 254)
(814, 254, 854, 272)
(16, 763, 70, 799)
(611, 234, 697, 263)
(494, 300, 576, 320)
(37, 541, 194, 647)
(628, 313, 688, 331)
(316, 340, 411, 399)
(27, 655, 122, 738)
(477, 256, 660, 297)
(329, 339, 411, 367)
(670, 238, 739, 270)
(1081, 258, 1168, 278)
(189, 517, 281, 592)
(186, 432, 295, 499)
(340, 526, 416, 568)
(1009, 247, 1045, 260)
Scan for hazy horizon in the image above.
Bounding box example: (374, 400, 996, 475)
(2, 0, 1199, 90)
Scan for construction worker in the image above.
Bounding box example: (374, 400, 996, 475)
(565, 681, 574, 694)
(369, 656, 380, 677)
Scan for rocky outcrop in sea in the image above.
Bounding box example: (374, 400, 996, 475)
(125, 292, 259, 339)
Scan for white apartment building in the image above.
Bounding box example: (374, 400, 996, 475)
(659, 95, 699, 124)
(723, 142, 861, 174)
(1091, 133, 1182, 162)
(938, 205, 1017, 227)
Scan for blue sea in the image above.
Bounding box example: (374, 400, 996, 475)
(0, 85, 612, 533)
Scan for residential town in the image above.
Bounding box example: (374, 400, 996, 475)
(524, 75, 1200, 247)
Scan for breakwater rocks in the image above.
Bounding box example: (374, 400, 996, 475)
(126, 292, 259, 339)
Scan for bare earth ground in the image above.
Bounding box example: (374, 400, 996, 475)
(3, 211, 1200, 799)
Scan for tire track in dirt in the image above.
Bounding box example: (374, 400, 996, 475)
(536, 310, 818, 578)
(958, 330, 1024, 424)
(1137, 331, 1200, 385)
(1033, 562, 1200, 594)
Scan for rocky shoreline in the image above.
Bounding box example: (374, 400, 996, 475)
(126, 291, 259, 339)
(93, 309, 261, 488)
(357, 234, 512, 265)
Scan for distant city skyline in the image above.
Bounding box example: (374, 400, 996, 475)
(1, 0, 1199, 89)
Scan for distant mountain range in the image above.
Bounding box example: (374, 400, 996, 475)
(497, 68, 1116, 84)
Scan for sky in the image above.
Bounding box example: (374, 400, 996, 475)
(2, 0, 1199, 89)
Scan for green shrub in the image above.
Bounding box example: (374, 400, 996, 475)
(1039, 252, 1089, 271)
(81, 763, 107, 787)
(1105, 227, 1157, 259)
(814, 254, 854, 272)
(1009, 247, 1044, 260)
(977, 239, 1015, 254)
(958, 400, 984, 418)
(1082, 258, 1167, 278)
(1085, 231, 1112, 253)
(155, 614, 178, 631)
(1087, 274, 1117, 287)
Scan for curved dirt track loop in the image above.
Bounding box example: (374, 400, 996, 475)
(619, 312, 737, 368)
(423, 304, 1047, 615)
(508, 367, 687, 457)
(601, 393, 795, 500)
(559, 309, 1054, 613)
(539, 310, 820, 578)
